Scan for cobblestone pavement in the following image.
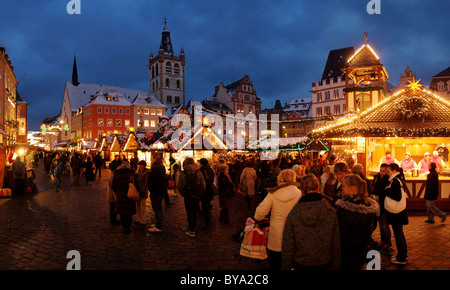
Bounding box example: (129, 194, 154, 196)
(0, 164, 448, 271)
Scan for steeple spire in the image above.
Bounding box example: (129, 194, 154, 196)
(72, 54, 79, 86)
(159, 17, 173, 55)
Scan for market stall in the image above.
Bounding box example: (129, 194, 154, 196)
(309, 81, 450, 209)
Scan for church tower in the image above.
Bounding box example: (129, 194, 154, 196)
(149, 20, 185, 109)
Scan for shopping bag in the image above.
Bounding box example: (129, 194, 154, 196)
(127, 182, 140, 201)
(240, 218, 268, 260)
(385, 178, 407, 214)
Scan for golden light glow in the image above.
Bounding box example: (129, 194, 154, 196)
(406, 78, 423, 90)
(347, 44, 380, 64)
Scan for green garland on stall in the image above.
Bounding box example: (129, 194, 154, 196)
(308, 126, 450, 139)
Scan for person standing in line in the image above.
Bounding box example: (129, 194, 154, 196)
(240, 160, 257, 209)
(282, 173, 340, 270)
(12, 156, 27, 197)
(385, 163, 409, 265)
(82, 157, 95, 186)
(254, 169, 302, 270)
(111, 162, 136, 234)
(70, 152, 83, 186)
(335, 174, 379, 270)
(178, 157, 206, 237)
(199, 158, 215, 228)
(135, 160, 150, 226)
(370, 163, 393, 251)
(324, 162, 349, 208)
(109, 155, 122, 172)
(148, 153, 167, 233)
(217, 164, 234, 225)
(424, 162, 447, 224)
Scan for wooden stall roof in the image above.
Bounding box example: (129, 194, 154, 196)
(310, 84, 450, 138)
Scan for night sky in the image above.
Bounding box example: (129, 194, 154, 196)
(1, 0, 449, 130)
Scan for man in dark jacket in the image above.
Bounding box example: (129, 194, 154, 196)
(148, 153, 167, 233)
(70, 153, 83, 186)
(111, 161, 136, 234)
(371, 163, 392, 251)
(178, 157, 206, 237)
(199, 158, 215, 228)
(12, 156, 26, 197)
(424, 162, 447, 223)
(93, 152, 103, 177)
(109, 155, 122, 172)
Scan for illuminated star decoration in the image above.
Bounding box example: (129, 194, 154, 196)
(406, 78, 423, 90)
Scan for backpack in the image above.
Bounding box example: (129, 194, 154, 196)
(182, 170, 202, 199)
(54, 161, 64, 177)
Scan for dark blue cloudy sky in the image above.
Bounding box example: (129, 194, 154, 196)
(1, 0, 449, 130)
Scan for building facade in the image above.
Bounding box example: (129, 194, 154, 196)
(429, 67, 450, 99)
(0, 46, 19, 146)
(312, 47, 355, 128)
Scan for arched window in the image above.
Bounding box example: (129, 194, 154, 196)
(166, 62, 172, 74)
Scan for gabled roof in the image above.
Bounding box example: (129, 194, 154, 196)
(344, 44, 382, 68)
(432, 67, 450, 78)
(321, 47, 355, 80)
(310, 87, 450, 138)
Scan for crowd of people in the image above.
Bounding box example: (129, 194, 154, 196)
(19, 149, 447, 270)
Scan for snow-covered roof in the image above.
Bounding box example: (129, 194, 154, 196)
(131, 92, 166, 107)
(65, 81, 148, 111)
(87, 88, 132, 106)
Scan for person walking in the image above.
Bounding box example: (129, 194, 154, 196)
(218, 164, 234, 225)
(11, 156, 27, 197)
(93, 152, 103, 178)
(148, 153, 167, 233)
(134, 160, 149, 226)
(111, 162, 136, 234)
(199, 158, 215, 228)
(240, 160, 257, 209)
(385, 163, 409, 265)
(424, 162, 447, 224)
(50, 153, 64, 190)
(178, 157, 206, 237)
(335, 174, 379, 270)
(282, 173, 340, 270)
(70, 152, 83, 186)
(254, 169, 302, 270)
